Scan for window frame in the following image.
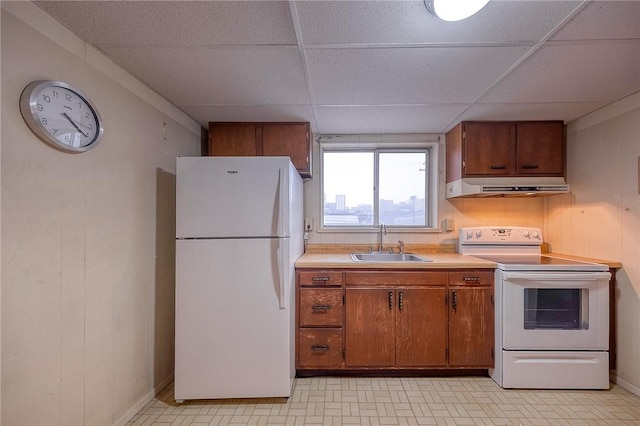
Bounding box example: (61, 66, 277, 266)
(319, 138, 439, 232)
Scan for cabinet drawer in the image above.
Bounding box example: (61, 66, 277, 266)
(299, 271, 343, 286)
(299, 288, 343, 327)
(449, 271, 494, 286)
(345, 271, 447, 286)
(298, 329, 343, 368)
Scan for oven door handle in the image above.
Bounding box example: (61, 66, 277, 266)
(501, 271, 611, 282)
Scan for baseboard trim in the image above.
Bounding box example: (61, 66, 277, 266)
(610, 372, 640, 397)
(113, 373, 174, 426)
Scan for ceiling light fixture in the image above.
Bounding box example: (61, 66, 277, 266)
(425, 0, 490, 22)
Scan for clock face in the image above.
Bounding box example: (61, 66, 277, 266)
(20, 80, 104, 152)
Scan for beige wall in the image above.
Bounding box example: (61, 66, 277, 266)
(1, 3, 201, 425)
(547, 92, 640, 395)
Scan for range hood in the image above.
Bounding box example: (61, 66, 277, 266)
(446, 177, 569, 198)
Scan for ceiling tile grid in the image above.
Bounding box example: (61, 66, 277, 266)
(35, 0, 640, 134)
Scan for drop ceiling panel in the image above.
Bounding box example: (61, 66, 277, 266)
(551, 1, 640, 41)
(296, 1, 581, 45)
(482, 40, 640, 103)
(36, 1, 297, 45)
(181, 105, 317, 129)
(306, 46, 531, 105)
(99, 45, 311, 106)
(315, 105, 468, 134)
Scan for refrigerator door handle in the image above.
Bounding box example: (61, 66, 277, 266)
(277, 167, 289, 238)
(277, 238, 289, 309)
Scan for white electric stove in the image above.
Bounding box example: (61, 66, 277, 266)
(459, 226, 611, 389)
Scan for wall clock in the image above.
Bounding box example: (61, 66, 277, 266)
(19, 80, 104, 153)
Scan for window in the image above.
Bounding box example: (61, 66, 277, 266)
(321, 141, 438, 229)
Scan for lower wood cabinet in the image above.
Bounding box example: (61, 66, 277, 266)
(345, 287, 447, 368)
(448, 287, 494, 367)
(296, 270, 344, 369)
(397, 288, 448, 367)
(295, 268, 494, 373)
(344, 288, 396, 367)
(448, 270, 494, 367)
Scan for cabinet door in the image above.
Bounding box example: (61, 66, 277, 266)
(516, 121, 565, 175)
(462, 122, 516, 176)
(345, 288, 395, 367)
(396, 288, 447, 367)
(262, 123, 312, 178)
(448, 287, 494, 367)
(208, 123, 258, 156)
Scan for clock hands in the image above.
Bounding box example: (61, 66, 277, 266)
(60, 112, 89, 137)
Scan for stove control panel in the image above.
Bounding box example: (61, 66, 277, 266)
(459, 226, 542, 245)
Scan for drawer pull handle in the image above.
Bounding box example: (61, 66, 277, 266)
(311, 344, 330, 352)
(463, 276, 480, 282)
(312, 277, 331, 282)
(490, 165, 507, 170)
(521, 165, 539, 169)
(311, 304, 331, 311)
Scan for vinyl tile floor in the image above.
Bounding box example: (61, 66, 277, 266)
(128, 377, 640, 425)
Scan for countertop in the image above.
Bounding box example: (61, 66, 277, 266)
(295, 252, 496, 269)
(295, 243, 621, 270)
(295, 251, 621, 270)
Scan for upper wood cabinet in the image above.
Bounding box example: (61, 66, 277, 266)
(446, 121, 565, 183)
(208, 122, 312, 178)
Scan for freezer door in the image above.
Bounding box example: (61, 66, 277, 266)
(175, 238, 294, 400)
(176, 156, 294, 238)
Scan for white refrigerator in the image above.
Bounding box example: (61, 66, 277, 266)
(174, 156, 303, 401)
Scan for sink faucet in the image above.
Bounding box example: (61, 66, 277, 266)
(398, 240, 404, 254)
(379, 223, 386, 252)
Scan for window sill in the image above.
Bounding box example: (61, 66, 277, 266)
(317, 227, 443, 234)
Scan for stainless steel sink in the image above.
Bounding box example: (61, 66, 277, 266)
(350, 252, 432, 262)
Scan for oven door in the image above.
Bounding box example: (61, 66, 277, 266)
(501, 271, 610, 350)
